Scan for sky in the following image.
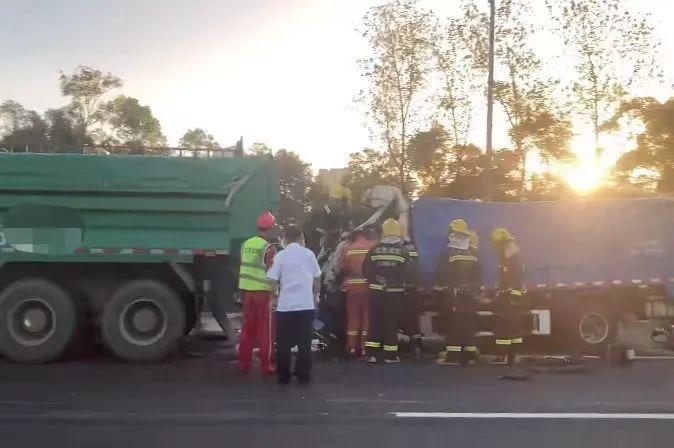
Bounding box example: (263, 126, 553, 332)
(1, 0, 673, 172)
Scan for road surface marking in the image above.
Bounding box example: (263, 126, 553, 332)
(394, 412, 674, 419)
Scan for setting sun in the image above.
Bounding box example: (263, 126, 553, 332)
(543, 130, 637, 194)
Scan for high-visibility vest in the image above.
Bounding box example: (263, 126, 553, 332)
(238, 236, 272, 291)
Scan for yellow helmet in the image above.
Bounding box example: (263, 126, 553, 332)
(469, 230, 479, 248)
(491, 227, 514, 244)
(449, 218, 470, 235)
(382, 218, 401, 237)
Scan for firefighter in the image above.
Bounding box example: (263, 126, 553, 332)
(237, 212, 278, 377)
(401, 235, 422, 352)
(491, 227, 528, 369)
(363, 218, 411, 364)
(436, 219, 482, 366)
(340, 229, 376, 357)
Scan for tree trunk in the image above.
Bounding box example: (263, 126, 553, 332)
(517, 140, 527, 200)
(400, 122, 406, 196)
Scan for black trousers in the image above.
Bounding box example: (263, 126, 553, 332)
(400, 289, 420, 337)
(276, 310, 314, 384)
(445, 289, 479, 360)
(493, 293, 529, 355)
(366, 291, 402, 360)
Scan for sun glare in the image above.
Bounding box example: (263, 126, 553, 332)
(554, 160, 605, 194)
(546, 131, 635, 194)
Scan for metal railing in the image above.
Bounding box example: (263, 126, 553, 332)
(0, 138, 245, 158)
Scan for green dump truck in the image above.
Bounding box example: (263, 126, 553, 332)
(0, 151, 278, 363)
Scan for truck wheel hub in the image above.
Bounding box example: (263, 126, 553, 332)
(132, 308, 159, 333)
(120, 299, 167, 346)
(8, 299, 56, 345)
(22, 308, 48, 333)
(579, 313, 610, 344)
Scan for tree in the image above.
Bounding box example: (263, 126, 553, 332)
(463, 0, 572, 197)
(60, 66, 122, 144)
(248, 142, 273, 157)
(274, 149, 313, 224)
(0, 101, 49, 152)
(490, 148, 522, 201)
(179, 128, 219, 149)
(359, 0, 434, 195)
(45, 108, 82, 153)
(103, 95, 166, 149)
(432, 17, 475, 147)
(546, 0, 661, 153)
(347, 148, 400, 201)
(605, 97, 674, 193)
(245, 143, 313, 223)
(408, 124, 484, 198)
(0, 100, 35, 135)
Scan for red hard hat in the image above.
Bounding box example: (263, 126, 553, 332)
(257, 212, 276, 230)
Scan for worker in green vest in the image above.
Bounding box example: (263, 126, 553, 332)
(237, 212, 278, 377)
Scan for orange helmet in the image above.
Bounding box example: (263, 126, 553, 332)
(257, 212, 276, 230)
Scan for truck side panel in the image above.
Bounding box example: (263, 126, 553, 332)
(411, 198, 674, 297)
(0, 154, 278, 263)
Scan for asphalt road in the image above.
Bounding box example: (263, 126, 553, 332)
(1, 348, 674, 448)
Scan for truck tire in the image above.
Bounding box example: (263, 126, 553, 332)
(101, 279, 186, 362)
(0, 279, 78, 363)
(571, 302, 616, 353)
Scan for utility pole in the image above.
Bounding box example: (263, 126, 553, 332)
(484, 0, 496, 200)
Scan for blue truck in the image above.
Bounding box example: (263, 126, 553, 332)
(411, 197, 674, 353)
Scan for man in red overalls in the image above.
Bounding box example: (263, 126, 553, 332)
(340, 229, 376, 357)
(237, 212, 278, 376)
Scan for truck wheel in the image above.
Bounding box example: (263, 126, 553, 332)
(0, 279, 78, 363)
(572, 303, 616, 353)
(101, 280, 186, 362)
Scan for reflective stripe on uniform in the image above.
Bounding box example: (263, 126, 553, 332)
(510, 289, 523, 296)
(346, 278, 367, 284)
(365, 341, 381, 348)
(383, 344, 398, 352)
(495, 339, 512, 345)
(408, 251, 419, 257)
(449, 255, 478, 263)
(463, 346, 478, 352)
(369, 284, 384, 291)
(346, 330, 359, 336)
(386, 287, 405, 293)
(347, 249, 370, 256)
(511, 337, 524, 344)
(371, 255, 406, 263)
(446, 345, 462, 352)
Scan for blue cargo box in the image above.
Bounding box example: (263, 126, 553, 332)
(411, 198, 674, 297)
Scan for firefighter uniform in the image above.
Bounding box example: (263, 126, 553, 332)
(437, 220, 482, 365)
(401, 239, 421, 342)
(363, 219, 411, 363)
(340, 231, 376, 356)
(491, 228, 528, 363)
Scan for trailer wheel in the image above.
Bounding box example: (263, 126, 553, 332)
(102, 280, 186, 362)
(572, 303, 616, 352)
(0, 279, 78, 363)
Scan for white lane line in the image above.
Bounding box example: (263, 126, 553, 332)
(394, 412, 674, 420)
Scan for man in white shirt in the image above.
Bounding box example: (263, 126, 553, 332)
(267, 225, 322, 385)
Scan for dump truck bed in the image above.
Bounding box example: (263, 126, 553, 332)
(0, 153, 278, 263)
